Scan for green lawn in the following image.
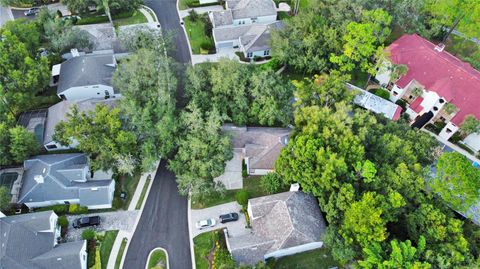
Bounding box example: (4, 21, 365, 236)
(148, 249, 167, 269)
(179, 0, 197, 10)
(192, 176, 286, 209)
(193, 231, 216, 269)
(135, 175, 151, 210)
(113, 10, 148, 28)
(184, 16, 214, 54)
(123, 172, 142, 209)
(273, 248, 340, 269)
(114, 238, 128, 269)
(100, 230, 119, 269)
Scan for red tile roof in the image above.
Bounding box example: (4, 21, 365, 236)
(392, 106, 402, 121)
(387, 34, 480, 125)
(410, 97, 424, 114)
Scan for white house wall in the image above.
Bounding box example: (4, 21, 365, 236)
(199, 0, 217, 4)
(463, 133, 480, 152)
(249, 168, 273, 176)
(390, 84, 405, 102)
(264, 242, 324, 260)
(59, 84, 118, 101)
(243, 50, 270, 58)
(25, 199, 80, 209)
(439, 122, 459, 140)
(80, 240, 88, 269)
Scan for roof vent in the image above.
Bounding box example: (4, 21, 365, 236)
(34, 175, 44, 184)
(71, 48, 80, 57)
(434, 43, 445, 52)
(290, 183, 300, 192)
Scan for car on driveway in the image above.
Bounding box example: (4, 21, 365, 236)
(24, 7, 40, 16)
(219, 213, 239, 223)
(73, 216, 101, 228)
(196, 218, 216, 229)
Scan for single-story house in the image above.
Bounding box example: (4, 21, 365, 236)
(374, 34, 480, 152)
(225, 190, 326, 265)
(17, 153, 115, 210)
(0, 210, 87, 269)
(52, 51, 120, 101)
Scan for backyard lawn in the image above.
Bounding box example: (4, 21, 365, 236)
(273, 248, 340, 269)
(147, 249, 168, 269)
(184, 16, 215, 54)
(191, 176, 287, 209)
(113, 10, 148, 28)
(100, 230, 119, 269)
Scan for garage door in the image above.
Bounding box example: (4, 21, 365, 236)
(217, 41, 234, 48)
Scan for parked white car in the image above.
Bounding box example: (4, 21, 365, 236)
(196, 218, 216, 230)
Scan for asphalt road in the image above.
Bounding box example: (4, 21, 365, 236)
(123, 161, 192, 269)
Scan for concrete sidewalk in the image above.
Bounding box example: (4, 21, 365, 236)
(106, 161, 161, 269)
(139, 5, 158, 23)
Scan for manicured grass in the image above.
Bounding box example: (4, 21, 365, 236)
(192, 176, 285, 209)
(193, 231, 216, 269)
(273, 248, 340, 269)
(76, 11, 136, 25)
(114, 238, 128, 269)
(113, 10, 148, 28)
(100, 230, 119, 269)
(123, 172, 142, 209)
(135, 175, 151, 210)
(148, 249, 167, 269)
(178, 0, 220, 10)
(183, 16, 214, 54)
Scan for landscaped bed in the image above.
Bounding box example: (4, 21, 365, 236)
(114, 238, 128, 269)
(193, 230, 234, 269)
(85, 230, 119, 269)
(147, 249, 168, 269)
(183, 15, 215, 55)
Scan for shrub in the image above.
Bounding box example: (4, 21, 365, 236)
(188, 9, 200, 21)
(200, 40, 213, 51)
(241, 159, 248, 178)
(36, 204, 69, 214)
(374, 88, 390, 100)
(69, 204, 88, 214)
(260, 173, 285, 194)
(82, 229, 96, 241)
(236, 190, 249, 206)
(58, 215, 68, 228)
(93, 248, 102, 269)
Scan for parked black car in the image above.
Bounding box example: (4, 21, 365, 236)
(219, 213, 239, 223)
(73, 216, 100, 228)
(24, 7, 40, 16)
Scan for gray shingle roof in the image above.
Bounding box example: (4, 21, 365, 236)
(228, 191, 326, 265)
(18, 154, 114, 208)
(224, 125, 291, 171)
(31, 241, 85, 269)
(210, 10, 233, 27)
(241, 21, 282, 52)
(57, 53, 115, 94)
(228, 0, 277, 19)
(44, 99, 118, 144)
(0, 211, 86, 269)
(213, 24, 253, 42)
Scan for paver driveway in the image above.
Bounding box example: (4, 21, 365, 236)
(191, 201, 248, 238)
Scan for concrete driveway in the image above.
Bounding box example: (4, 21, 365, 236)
(214, 150, 243, 189)
(191, 201, 248, 238)
(66, 210, 139, 241)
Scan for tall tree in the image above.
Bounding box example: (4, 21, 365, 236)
(460, 115, 480, 135)
(9, 126, 38, 164)
(168, 104, 232, 197)
(429, 152, 480, 214)
(113, 48, 178, 171)
(54, 104, 138, 172)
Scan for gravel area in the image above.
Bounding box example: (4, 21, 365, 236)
(66, 210, 139, 241)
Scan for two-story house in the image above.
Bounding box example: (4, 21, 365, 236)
(375, 34, 480, 153)
(209, 0, 282, 59)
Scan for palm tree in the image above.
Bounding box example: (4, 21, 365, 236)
(101, 0, 113, 25)
(443, 103, 457, 115)
(411, 87, 423, 98)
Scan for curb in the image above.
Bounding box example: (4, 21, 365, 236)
(140, 4, 159, 22)
(145, 247, 170, 269)
(118, 161, 160, 269)
(188, 194, 196, 269)
(176, 0, 193, 64)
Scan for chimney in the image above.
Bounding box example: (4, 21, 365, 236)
(434, 43, 445, 52)
(71, 48, 80, 57)
(290, 183, 300, 192)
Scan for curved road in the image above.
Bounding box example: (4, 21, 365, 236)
(123, 1, 192, 269)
